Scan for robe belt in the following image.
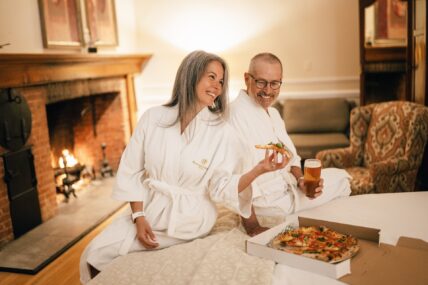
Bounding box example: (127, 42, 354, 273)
(119, 178, 206, 255)
(145, 179, 206, 239)
(145, 178, 205, 197)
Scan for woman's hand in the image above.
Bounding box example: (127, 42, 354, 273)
(135, 217, 159, 249)
(298, 177, 324, 199)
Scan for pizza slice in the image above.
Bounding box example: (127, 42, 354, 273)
(255, 142, 292, 158)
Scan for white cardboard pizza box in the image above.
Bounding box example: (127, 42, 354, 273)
(246, 217, 428, 284)
(299, 217, 428, 284)
(341, 236, 428, 285)
(245, 219, 361, 279)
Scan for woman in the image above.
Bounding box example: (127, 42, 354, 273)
(80, 51, 288, 283)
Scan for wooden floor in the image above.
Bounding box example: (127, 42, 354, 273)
(0, 206, 125, 285)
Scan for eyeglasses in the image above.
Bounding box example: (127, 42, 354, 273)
(248, 74, 282, 90)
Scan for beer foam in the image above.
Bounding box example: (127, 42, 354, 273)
(305, 159, 321, 168)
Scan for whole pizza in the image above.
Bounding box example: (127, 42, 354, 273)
(269, 225, 360, 263)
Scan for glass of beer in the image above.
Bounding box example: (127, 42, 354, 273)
(304, 159, 321, 198)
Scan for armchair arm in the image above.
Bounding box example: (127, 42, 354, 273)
(316, 147, 355, 168)
(370, 158, 416, 176)
(370, 158, 419, 193)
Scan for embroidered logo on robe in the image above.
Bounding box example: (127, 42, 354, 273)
(193, 159, 208, 170)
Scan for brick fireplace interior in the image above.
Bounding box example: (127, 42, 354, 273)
(0, 54, 151, 247)
(47, 89, 124, 175)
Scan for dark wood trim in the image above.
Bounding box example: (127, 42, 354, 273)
(0, 53, 152, 89)
(426, 0, 428, 107)
(407, 0, 414, 102)
(364, 47, 407, 62)
(360, 0, 376, 8)
(359, 0, 366, 105)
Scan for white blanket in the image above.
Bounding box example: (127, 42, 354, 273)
(88, 228, 274, 285)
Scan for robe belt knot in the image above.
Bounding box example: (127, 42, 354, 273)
(145, 178, 207, 239)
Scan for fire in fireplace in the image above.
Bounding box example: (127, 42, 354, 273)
(46, 92, 123, 202)
(54, 149, 87, 201)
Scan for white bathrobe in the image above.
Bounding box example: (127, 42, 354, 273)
(80, 105, 252, 284)
(229, 90, 351, 217)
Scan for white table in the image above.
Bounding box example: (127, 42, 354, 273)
(272, 192, 428, 285)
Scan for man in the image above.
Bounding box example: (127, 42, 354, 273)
(229, 53, 351, 236)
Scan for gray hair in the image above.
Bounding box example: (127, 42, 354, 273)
(164, 50, 229, 124)
(249, 52, 283, 75)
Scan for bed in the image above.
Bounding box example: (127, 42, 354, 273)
(88, 192, 428, 285)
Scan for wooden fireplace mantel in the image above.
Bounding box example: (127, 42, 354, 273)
(0, 53, 152, 131)
(0, 53, 152, 88)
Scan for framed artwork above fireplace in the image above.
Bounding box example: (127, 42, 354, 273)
(38, 0, 84, 49)
(85, 0, 118, 47)
(38, 0, 118, 49)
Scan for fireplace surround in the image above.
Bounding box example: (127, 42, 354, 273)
(0, 53, 151, 246)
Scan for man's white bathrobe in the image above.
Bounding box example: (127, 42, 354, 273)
(229, 90, 351, 217)
(80, 106, 252, 284)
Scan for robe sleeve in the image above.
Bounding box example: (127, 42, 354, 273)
(111, 111, 150, 202)
(270, 108, 302, 168)
(207, 127, 253, 218)
(228, 108, 264, 198)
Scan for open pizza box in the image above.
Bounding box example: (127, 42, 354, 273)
(246, 217, 428, 284)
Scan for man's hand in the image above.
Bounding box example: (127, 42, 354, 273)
(298, 177, 324, 199)
(258, 149, 289, 173)
(135, 217, 159, 249)
(239, 149, 290, 193)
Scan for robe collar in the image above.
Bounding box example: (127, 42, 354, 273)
(236, 89, 274, 120)
(156, 105, 220, 184)
(236, 89, 288, 146)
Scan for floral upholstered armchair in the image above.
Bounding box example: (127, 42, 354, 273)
(316, 101, 428, 195)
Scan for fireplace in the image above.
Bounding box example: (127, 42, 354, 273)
(47, 90, 122, 202)
(0, 54, 151, 246)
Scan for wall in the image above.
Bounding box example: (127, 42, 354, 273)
(0, 0, 138, 53)
(133, 0, 360, 117)
(0, 0, 360, 120)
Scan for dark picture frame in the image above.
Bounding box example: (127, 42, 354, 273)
(85, 0, 118, 47)
(38, 0, 83, 48)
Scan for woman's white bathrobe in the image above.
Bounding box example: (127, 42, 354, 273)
(80, 106, 253, 284)
(229, 90, 351, 217)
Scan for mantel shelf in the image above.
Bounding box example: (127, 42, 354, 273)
(0, 53, 152, 89)
(364, 46, 407, 63)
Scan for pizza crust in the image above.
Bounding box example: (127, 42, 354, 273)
(255, 143, 292, 159)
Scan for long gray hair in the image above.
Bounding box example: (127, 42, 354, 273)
(164, 50, 229, 124)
